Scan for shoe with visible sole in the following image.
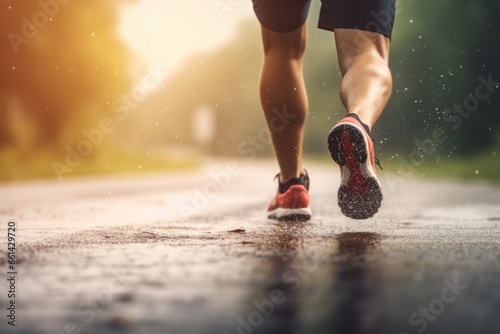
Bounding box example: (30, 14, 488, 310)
(267, 171, 312, 221)
(327, 114, 382, 219)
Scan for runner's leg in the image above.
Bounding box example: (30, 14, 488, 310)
(259, 24, 308, 182)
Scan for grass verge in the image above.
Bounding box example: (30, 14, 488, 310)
(0, 145, 200, 183)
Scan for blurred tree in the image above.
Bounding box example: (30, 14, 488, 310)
(456, 1, 500, 155)
(119, 20, 264, 156)
(380, 0, 500, 158)
(0, 0, 134, 151)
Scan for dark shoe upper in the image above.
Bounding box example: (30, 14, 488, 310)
(276, 170, 310, 194)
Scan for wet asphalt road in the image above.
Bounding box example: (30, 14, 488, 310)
(1, 160, 500, 334)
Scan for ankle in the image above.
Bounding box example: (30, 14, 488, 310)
(279, 171, 303, 184)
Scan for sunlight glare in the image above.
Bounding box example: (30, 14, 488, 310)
(118, 0, 253, 76)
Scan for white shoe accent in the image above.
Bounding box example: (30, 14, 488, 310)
(267, 207, 312, 220)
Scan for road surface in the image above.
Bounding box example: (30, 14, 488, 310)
(1, 160, 499, 334)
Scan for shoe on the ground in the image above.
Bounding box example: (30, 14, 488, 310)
(327, 114, 383, 219)
(267, 171, 312, 221)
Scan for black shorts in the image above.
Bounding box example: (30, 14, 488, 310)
(252, 0, 396, 39)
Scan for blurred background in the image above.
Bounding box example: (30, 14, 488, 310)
(1, 0, 499, 182)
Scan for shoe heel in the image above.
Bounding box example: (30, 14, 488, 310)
(282, 185, 310, 209)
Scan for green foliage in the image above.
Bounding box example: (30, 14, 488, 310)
(119, 22, 265, 156)
(0, 142, 198, 182)
(379, 0, 500, 157)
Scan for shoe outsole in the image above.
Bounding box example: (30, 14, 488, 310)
(328, 123, 382, 220)
(268, 208, 312, 222)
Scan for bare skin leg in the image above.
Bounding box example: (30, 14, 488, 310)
(259, 26, 392, 182)
(334, 29, 393, 130)
(259, 24, 308, 183)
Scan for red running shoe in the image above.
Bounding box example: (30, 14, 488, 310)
(327, 114, 382, 219)
(267, 171, 311, 221)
